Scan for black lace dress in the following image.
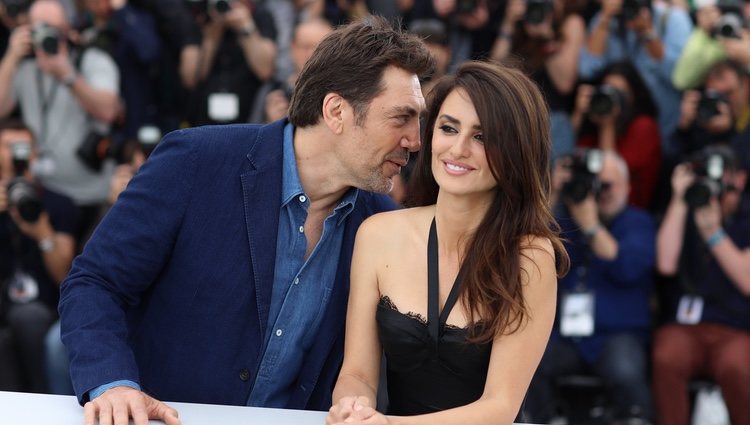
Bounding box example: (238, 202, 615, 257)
(375, 219, 493, 415)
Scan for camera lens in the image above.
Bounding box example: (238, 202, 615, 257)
(214, 0, 231, 13)
(7, 179, 43, 222)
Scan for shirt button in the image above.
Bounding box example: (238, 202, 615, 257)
(239, 368, 250, 382)
(275, 329, 283, 337)
(299, 195, 306, 203)
(294, 277, 300, 285)
(299, 226, 304, 233)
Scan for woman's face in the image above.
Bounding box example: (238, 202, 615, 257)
(431, 88, 497, 199)
(603, 73, 634, 109)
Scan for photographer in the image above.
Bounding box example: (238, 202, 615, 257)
(580, 0, 692, 159)
(0, 0, 119, 246)
(574, 61, 661, 210)
(184, 0, 276, 126)
(489, 0, 585, 160)
(248, 17, 331, 124)
(672, 0, 750, 90)
(527, 149, 656, 423)
(0, 120, 76, 393)
(654, 145, 750, 425)
(671, 59, 750, 172)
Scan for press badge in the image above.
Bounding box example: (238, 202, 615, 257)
(7, 271, 39, 304)
(560, 292, 595, 337)
(676, 295, 704, 325)
(208, 93, 239, 122)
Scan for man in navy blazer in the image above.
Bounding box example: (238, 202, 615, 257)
(59, 16, 433, 425)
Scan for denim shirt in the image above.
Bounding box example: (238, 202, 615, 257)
(579, 4, 693, 158)
(247, 123, 358, 407)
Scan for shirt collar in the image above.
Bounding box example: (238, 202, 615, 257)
(281, 123, 305, 207)
(281, 122, 359, 223)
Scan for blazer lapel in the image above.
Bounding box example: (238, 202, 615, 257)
(240, 121, 285, 338)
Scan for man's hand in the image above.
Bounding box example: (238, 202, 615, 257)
(35, 40, 74, 81)
(84, 386, 180, 425)
(600, 0, 623, 18)
(0, 182, 7, 213)
(8, 208, 54, 242)
(567, 194, 600, 233)
(720, 29, 750, 66)
(694, 197, 722, 241)
(670, 162, 695, 202)
(110, 0, 127, 10)
(225, 1, 254, 34)
(678, 90, 700, 130)
(265, 89, 290, 122)
(326, 396, 374, 424)
(702, 101, 733, 134)
(6, 25, 32, 62)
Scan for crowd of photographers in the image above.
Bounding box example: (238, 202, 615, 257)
(0, 1, 748, 425)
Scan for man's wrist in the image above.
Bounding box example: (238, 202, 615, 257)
(60, 70, 77, 88)
(38, 235, 55, 253)
(89, 380, 142, 400)
(237, 21, 256, 38)
(582, 223, 602, 240)
(706, 227, 727, 248)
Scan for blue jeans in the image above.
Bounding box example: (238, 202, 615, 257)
(44, 320, 74, 395)
(525, 333, 653, 422)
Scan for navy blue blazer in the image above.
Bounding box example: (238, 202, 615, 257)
(59, 120, 395, 410)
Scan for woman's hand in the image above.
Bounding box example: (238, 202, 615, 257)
(330, 406, 390, 425)
(327, 396, 374, 424)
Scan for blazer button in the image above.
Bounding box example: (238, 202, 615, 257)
(239, 368, 250, 382)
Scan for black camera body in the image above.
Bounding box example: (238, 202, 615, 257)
(209, 0, 232, 14)
(6, 142, 42, 223)
(712, 13, 745, 39)
(589, 85, 626, 117)
(525, 0, 553, 24)
(621, 0, 650, 22)
(2, 0, 31, 18)
(562, 149, 604, 204)
(684, 150, 727, 209)
(696, 90, 728, 123)
(31, 22, 61, 55)
(455, 0, 478, 15)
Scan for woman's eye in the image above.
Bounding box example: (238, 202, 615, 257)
(439, 125, 457, 134)
(474, 133, 484, 143)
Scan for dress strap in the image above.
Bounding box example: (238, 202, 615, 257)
(427, 217, 463, 355)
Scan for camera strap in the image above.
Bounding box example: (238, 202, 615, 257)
(35, 68, 60, 149)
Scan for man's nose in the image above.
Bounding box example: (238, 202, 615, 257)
(401, 121, 421, 152)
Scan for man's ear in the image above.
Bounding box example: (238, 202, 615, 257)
(322, 93, 346, 135)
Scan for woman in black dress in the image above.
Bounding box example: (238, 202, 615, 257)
(326, 60, 569, 425)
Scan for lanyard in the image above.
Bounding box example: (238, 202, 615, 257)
(427, 217, 462, 357)
(35, 68, 60, 149)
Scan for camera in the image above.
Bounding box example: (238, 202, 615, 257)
(712, 13, 744, 39)
(561, 149, 604, 204)
(209, 0, 232, 14)
(525, 0, 553, 25)
(76, 131, 112, 172)
(621, 0, 650, 22)
(696, 90, 728, 123)
(684, 149, 727, 209)
(589, 85, 626, 117)
(31, 22, 61, 55)
(455, 0, 478, 15)
(2, 0, 30, 18)
(6, 142, 42, 222)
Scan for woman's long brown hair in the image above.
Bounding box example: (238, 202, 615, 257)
(407, 61, 569, 342)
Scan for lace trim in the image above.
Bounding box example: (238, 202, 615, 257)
(379, 295, 465, 330)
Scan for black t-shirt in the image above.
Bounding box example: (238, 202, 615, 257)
(0, 185, 78, 314)
(186, 6, 277, 127)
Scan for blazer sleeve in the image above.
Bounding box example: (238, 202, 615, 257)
(59, 129, 199, 404)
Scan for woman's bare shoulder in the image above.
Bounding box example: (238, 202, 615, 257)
(358, 206, 435, 236)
